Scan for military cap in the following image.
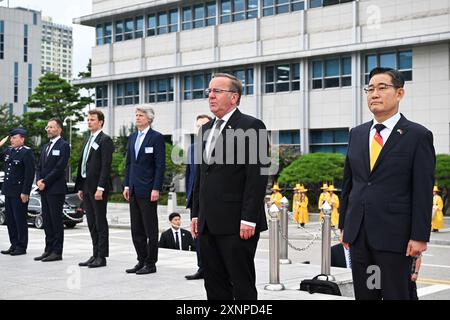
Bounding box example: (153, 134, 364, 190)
(9, 128, 27, 137)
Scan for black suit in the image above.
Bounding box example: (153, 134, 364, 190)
(75, 131, 113, 258)
(331, 243, 348, 268)
(339, 114, 435, 300)
(192, 108, 269, 300)
(158, 228, 195, 251)
(36, 138, 70, 255)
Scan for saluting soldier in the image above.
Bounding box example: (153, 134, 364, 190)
(0, 129, 35, 256)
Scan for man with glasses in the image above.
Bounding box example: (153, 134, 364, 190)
(339, 67, 435, 300)
(35, 118, 71, 262)
(192, 73, 269, 300)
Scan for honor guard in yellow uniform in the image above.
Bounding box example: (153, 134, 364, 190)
(298, 185, 309, 227)
(270, 183, 283, 209)
(327, 185, 340, 228)
(293, 184, 301, 225)
(432, 186, 444, 232)
(318, 183, 329, 221)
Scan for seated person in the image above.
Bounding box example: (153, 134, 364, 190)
(159, 212, 195, 251)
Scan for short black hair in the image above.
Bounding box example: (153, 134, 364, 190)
(48, 118, 64, 129)
(369, 67, 405, 88)
(168, 212, 180, 221)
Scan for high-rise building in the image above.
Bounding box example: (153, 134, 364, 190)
(41, 17, 73, 81)
(0, 6, 41, 115)
(74, 0, 450, 154)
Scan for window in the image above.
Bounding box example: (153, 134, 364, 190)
(96, 23, 112, 45)
(33, 13, 38, 25)
(309, 0, 353, 8)
(14, 62, 19, 103)
(96, 85, 108, 107)
(115, 81, 139, 106)
(135, 16, 143, 38)
(183, 72, 212, 100)
(183, 2, 216, 30)
(365, 50, 413, 84)
(124, 18, 134, 40)
(220, 0, 257, 23)
(264, 63, 300, 93)
(24, 25, 28, 62)
(148, 9, 178, 36)
(220, 67, 254, 95)
(311, 56, 351, 89)
(263, 0, 304, 17)
(0, 21, 4, 60)
(310, 129, 349, 154)
(147, 77, 174, 103)
(28, 64, 32, 98)
(279, 130, 300, 145)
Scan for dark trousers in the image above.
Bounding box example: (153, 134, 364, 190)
(5, 196, 28, 252)
(41, 193, 65, 255)
(83, 186, 109, 258)
(199, 228, 260, 300)
(130, 196, 158, 266)
(350, 221, 412, 300)
(195, 237, 203, 274)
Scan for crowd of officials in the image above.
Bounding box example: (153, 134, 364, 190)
(0, 69, 445, 300)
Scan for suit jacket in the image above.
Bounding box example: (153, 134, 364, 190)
(339, 114, 435, 253)
(36, 138, 70, 195)
(158, 228, 196, 251)
(331, 243, 347, 268)
(192, 109, 269, 235)
(185, 143, 197, 210)
(75, 131, 114, 194)
(124, 127, 165, 198)
(1, 147, 35, 197)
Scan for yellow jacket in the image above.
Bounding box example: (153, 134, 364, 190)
(329, 193, 340, 227)
(271, 192, 283, 209)
(432, 194, 444, 230)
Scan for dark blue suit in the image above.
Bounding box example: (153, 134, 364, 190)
(1, 146, 35, 252)
(185, 143, 203, 274)
(125, 128, 165, 266)
(36, 138, 70, 255)
(339, 114, 435, 300)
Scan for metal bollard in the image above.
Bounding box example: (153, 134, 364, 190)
(279, 197, 291, 264)
(167, 192, 177, 214)
(321, 202, 335, 280)
(264, 204, 285, 291)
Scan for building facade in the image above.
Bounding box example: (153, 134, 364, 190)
(42, 17, 73, 81)
(74, 0, 450, 154)
(0, 6, 41, 115)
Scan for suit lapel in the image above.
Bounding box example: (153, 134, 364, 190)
(137, 129, 153, 161)
(363, 121, 373, 177)
(370, 114, 409, 174)
(130, 132, 138, 161)
(87, 132, 103, 163)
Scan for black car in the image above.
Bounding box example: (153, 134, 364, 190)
(0, 193, 85, 229)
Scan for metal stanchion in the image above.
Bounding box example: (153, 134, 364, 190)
(279, 197, 291, 264)
(264, 204, 285, 291)
(321, 201, 335, 280)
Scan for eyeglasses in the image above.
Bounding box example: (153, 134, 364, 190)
(364, 83, 398, 95)
(204, 88, 237, 96)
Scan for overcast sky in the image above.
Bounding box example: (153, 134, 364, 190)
(2, 0, 94, 78)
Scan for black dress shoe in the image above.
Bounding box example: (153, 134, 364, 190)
(136, 264, 157, 275)
(10, 250, 26, 256)
(88, 257, 106, 268)
(41, 253, 62, 262)
(79, 256, 96, 267)
(1, 247, 14, 255)
(126, 263, 144, 274)
(34, 252, 51, 261)
(185, 272, 204, 280)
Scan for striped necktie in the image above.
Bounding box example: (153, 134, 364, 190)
(370, 123, 386, 171)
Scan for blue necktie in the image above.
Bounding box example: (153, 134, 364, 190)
(134, 131, 145, 159)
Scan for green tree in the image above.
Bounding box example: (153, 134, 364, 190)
(23, 73, 92, 150)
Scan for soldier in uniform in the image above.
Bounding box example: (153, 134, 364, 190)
(270, 183, 283, 209)
(318, 182, 329, 221)
(0, 129, 35, 256)
(327, 185, 340, 228)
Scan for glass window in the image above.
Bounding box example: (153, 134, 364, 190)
(221, 0, 232, 23)
(206, 2, 217, 26)
(184, 72, 212, 100)
(116, 81, 139, 106)
(124, 18, 134, 40)
(312, 57, 351, 89)
(379, 53, 396, 69)
(115, 21, 124, 41)
(276, 64, 290, 92)
(194, 4, 205, 28)
(96, 85, 108, 107)
(182, 7, 192, 30)
(265, 63, 300, 93)
(96, 25, 104, 45)
(135, 16, 143, 38)
(280, 130, 300, 145)
(169, 9, 178, 32)
(310, 129, 349, 155)
(104, 23, 112, 44)
(158, 12, 168, 34)
(365, 50, 413, 83)
(263, 0, 275, 16)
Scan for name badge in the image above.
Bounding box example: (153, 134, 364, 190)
(52, 150, 60, 156)
(92, 142, 99, 150)
(145, 147, 153, 154)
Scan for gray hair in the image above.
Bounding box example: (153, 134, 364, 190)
(136, 107, 155, 123)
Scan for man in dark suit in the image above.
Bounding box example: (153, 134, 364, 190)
(159, 212, 195, 251)
(75, 109, 113, 268)
(185, 114, 211, 281)
(0, 129, 35, 256)
(331, 243, 351, 269)
(192, 73, 269, 300)
(339, 67, 435, 300)
(123, 107, 165, 275)
(35, 118, 71, 262)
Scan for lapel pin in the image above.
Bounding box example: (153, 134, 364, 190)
(227, 125, 232, 129)
(397, 129, 404, 135)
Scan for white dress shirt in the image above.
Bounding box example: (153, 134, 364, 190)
(369, 112, 401, 158)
